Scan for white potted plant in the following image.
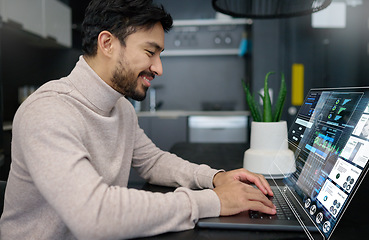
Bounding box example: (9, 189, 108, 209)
(242, 72, 295, 178)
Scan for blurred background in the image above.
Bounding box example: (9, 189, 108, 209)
(0, 0, 368, 180)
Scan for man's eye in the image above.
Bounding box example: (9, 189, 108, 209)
(146, 50, 155, 56)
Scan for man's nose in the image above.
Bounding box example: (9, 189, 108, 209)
(150, 56, 163, 76)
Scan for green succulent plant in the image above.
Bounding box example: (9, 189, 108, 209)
(242, 71, 287, 122)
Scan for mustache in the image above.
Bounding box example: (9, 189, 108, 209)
(139, 71, 155, 79)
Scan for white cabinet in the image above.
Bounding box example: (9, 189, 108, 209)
(44, 0, 71, 47)
(0, 0, 44, 36)
(188, 116, 248, 143)
(0, 0, 71, 47)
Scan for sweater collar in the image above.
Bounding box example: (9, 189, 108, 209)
(69, 56, 124, 115)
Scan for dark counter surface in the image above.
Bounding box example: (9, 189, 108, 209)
(168, 142, 248, 170)
(136, 142, 369, 240)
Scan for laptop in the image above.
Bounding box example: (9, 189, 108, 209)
(197, 87, 369, 240)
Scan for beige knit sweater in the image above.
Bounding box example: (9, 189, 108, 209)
(0, 56, 221, 240)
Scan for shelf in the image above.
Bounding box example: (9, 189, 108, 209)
(161, 48, 241, 57)
(173, 18, 252, 27)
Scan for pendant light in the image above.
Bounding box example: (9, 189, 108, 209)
(212, 0, 332, 19)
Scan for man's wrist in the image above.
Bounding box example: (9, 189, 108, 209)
(212, 170, 225, 188)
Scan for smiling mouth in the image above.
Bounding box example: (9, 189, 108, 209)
(140, 72, 155, 88)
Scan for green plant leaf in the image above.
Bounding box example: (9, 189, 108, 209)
(273, 73, 287, 122)
(242, 79, 261, 122)
(242, 71, 286, 122)
(263, 72, 274, 122)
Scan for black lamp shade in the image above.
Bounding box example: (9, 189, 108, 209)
(212, 0, 333, 18)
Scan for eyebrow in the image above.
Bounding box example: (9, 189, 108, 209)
(146, 41, 165, 52)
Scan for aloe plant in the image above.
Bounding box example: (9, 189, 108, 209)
(242, 71, 287, 122)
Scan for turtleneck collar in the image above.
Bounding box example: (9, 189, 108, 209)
(68, 56, 124, 115)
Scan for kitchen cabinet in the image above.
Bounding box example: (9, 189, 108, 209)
(188, 115, 248, 143)
(137, 111, 250, 150)
(138, 116, 188, 151)
(162, 18, 252, 57)
(0, 0, 71, 47)
(44, 0, 71, 47)
(0, 0, 43, 36)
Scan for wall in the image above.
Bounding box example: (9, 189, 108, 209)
(153, 0, 216, 20)
(0, 29, 81, 121)
(138, 0, 248, 112)
(1, 0, 249, 116)
(252, 1, 369, 123)
(283, 5, 369, 90)
(0, 27, 81, 180)
(3, 1, 368, 119)
(142, 55, 247, 111)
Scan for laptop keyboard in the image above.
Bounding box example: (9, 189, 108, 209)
(249, 188, 296, 220)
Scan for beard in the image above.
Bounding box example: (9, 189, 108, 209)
(111, 58, 148, 101)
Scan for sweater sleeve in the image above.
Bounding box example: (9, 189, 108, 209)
(11, 97, 221, 240)
(131, 114, 223, 190)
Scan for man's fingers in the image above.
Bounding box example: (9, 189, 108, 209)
(254, 174, 274, 197)
(234, 170, 274, 197)
(214, 174, 277, 216)
(241, 184, 275, 209)
(247, 200, 277, 215)
(233, 182, 276, 215)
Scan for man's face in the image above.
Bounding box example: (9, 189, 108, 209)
(110, 22, 165, 101)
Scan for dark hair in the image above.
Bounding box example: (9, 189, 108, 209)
(82, 0, 173, 56)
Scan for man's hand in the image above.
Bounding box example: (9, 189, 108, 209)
(212, 168, 276, 216)
(213, 168, 274, 196)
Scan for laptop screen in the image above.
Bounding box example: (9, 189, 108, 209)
(274, 87, 369, 239)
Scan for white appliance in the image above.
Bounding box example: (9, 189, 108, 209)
(188, 115, 248, 143)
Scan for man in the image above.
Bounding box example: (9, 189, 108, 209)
(0, 0, 276, 239)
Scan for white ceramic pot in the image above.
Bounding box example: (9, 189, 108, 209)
(243, 121, 296, 178)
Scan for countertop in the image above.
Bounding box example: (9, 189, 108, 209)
(136, 110, 250, 118)
(2, 111, 250, 131)
(137, 142, 369, 240)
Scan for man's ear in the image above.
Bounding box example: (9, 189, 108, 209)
(97, 31, 115, 57)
